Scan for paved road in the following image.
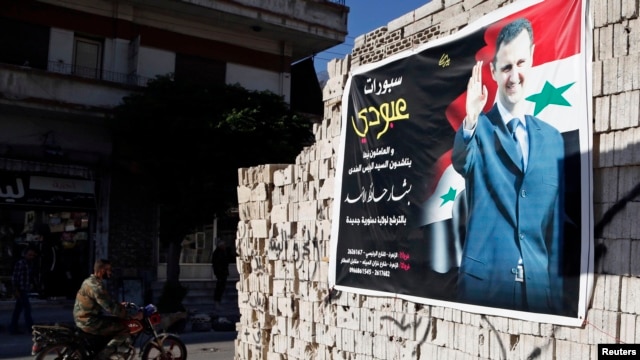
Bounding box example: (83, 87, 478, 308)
(0, 331, 237, 360)
(0, 299, 238, 359)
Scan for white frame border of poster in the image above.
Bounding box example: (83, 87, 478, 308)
(329, 0, 594, 327)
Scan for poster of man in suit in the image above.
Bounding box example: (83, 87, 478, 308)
(329, 0, 592, 326)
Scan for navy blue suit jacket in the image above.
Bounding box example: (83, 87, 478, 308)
(452, 104, 565, 313)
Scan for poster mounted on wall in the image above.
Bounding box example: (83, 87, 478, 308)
(329, 0, 593, 326)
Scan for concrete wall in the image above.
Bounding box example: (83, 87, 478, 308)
(233, 0, 640, 358)
(227, 63, 291, 103)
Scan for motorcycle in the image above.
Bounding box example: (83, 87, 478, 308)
(30, 303, 187, 360)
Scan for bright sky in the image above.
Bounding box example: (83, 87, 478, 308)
(314, 0, 432, 75)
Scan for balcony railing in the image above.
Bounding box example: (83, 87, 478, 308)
(47, 61, 151, 87)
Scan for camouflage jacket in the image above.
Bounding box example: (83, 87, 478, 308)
(73, 275, 126, 330)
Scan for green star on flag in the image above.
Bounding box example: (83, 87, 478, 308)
(440, 187, 457, 206)
(526, 81, 575, 116)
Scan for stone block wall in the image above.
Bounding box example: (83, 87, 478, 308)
(233, 0, 640, 359)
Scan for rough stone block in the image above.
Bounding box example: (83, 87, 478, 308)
(601, 239, 631, 278)
(273, 166, 294, 187)
(587, 308, 619, 344)
(630, 18, 640, 56)
(270, 204, 288, 223)
(619, 313, 637, 344)
(372, 334, 388, 357)
(337, 305, 361, 331)
(556, 339, 593, 360)
(418, 342, 439, 359)
(299, 320, 315, 343)
(594, 95, 611, 132)
(604, 274, 622, 312)
(250, 219, 269, 239)
(621, 276, 640, 314)
(297, 200, 318, 221)
(630, 241, 640, 277)
(593, 59, 603, 97)
(596, 132, 615, 168)
(237, 185, 252, 204)
(322, 74, 347, 102)
(339, 328, 356, 353)
(602, 56, 617, 95)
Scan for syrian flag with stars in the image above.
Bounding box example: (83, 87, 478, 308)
(419, 0, 587, 271)
(330, 0, 591, 325)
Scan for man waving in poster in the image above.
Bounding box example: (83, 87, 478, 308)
(452, 18, 565, 314)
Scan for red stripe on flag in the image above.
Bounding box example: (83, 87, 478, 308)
(445, 0, 583, 132)
(425, 149, 453, 198)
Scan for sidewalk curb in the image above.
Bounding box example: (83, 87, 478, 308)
(0, 298, 74, 311)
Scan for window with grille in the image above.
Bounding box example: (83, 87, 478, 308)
(73, 37, 102, 79)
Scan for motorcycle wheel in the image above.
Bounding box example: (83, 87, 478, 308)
(141, 334, 187, 360)
(35, 344, 83, 360)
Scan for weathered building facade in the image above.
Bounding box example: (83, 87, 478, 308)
(0, 0, 348, 300)
(234, 0, 640, 358)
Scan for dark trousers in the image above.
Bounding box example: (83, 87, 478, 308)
(9, 291, 33, 332)
(214, 276, 227, 302)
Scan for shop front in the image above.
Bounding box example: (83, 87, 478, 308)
(156, 217, 237, 281)
(0, 168, 98, 300)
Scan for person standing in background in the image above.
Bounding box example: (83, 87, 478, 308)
(211, 241, 229, 308)
(8, 246, 37, 335)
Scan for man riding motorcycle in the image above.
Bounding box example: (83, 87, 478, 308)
(73, 259, 142, 359)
